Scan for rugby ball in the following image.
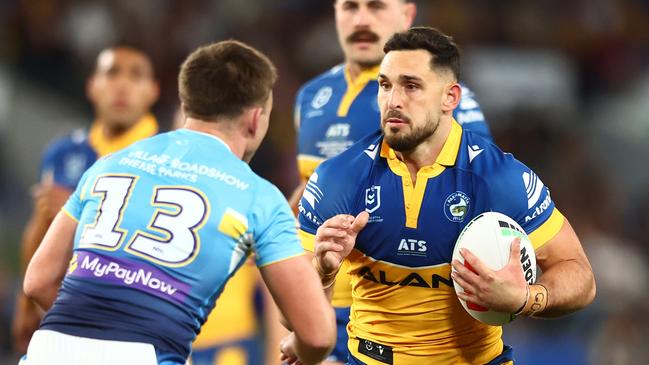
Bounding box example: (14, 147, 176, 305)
(452, 212, 536, 325)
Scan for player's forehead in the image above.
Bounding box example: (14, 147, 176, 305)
(379, 49, 433, 80)
(95, 47, 154, 76)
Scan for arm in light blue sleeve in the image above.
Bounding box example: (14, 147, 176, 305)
(252, 182, 305, 268)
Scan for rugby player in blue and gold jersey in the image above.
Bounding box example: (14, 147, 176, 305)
(13, 45, 160, 354)
(21, 40, 335, 365)
(300, 27, 596, 364)
(291, 2, 492, 363)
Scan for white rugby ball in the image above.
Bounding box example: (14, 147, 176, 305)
(452, 212, 537, 325)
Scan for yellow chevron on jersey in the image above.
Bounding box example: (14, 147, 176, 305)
(337, 65, 380, 117)
(88, 114, 159, 157)
(298, 121, 564, 362)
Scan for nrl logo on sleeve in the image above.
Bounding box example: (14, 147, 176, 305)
(444, 191, 470, 222)
(365, 185, 381, 213)
(311, 86, 332, 109)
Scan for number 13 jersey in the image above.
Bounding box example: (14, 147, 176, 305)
(41, 129, 304, 364)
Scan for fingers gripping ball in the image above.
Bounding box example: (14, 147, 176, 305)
(452, 212, 537, 325)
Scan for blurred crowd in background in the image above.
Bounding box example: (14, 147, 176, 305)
(1, 0, 648, 364)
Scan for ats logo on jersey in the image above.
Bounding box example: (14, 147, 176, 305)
(365, 185, 381, 214)
(397, 239, 427, 257)
(444, 191, 470, 222)
(311, 86, 332, 109)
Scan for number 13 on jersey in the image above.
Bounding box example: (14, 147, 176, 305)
(79, 175, 209, 267)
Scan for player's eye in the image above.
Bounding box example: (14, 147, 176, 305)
(341, 1, 358, 11)
(405, 83, 419, 91)
(367, 1, 386, 10)
(379, 81, 391, 90)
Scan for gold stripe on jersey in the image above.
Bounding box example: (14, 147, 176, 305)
(380, 120, 463, 228)
(529, 208, 565, 249)
(299, 229, 352, 307)
(89, 114, 158, 157)
(61, 207, 79, 222)
(337, 65, 380, 117)
(297, 154, 325, 182)
(346, 249, 503, 363)
(218, 208, 249, 240)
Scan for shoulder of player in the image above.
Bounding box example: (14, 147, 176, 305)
(458, 132, 533, 202)
(42, 128, 91, 158)
(458, 130, 522, 179)
(297, 64, 345, 96)
(45, 128, 89, 151)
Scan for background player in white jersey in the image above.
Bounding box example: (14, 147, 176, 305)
(291, 1, 491, 363)
(20, 40, 335, 365)
(12, 45, 160, 354)
(302, 27, 596, 364)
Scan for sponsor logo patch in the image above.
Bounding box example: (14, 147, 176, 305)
(67, 250, 189, 303)
(365, 185, 381, 214)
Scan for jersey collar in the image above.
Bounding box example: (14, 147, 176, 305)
(89, 114, 159, 157)
(380, 119, 463, 177)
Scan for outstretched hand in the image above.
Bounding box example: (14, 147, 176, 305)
(314, 211, 369, 275)
(451, 238, 529, 313)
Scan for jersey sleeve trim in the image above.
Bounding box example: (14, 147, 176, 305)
(299, 229, 316, 252)
(257, 252, 306, 268)
(528, 208, 565, 250)
(61, 207, 79, 222)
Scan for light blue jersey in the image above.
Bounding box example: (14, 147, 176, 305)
(41, 129, 304, 364)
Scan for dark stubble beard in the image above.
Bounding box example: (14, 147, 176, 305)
(383, 113, 439, 152)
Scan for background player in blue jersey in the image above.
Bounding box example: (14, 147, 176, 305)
(20, 40, 335, 365)
(12, 45, 160, 354)
(291, 1, 491, 363)
(302, 27, 595, 364)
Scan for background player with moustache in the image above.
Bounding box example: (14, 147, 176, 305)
(301, 27, 596, 364)
(12, 45, 160, 354)
(291, 1, 491, 363)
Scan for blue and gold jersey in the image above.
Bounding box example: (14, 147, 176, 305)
(40, 115, 158, 188)
(41, 129, 304, 364)
(298, 120, 564, 364)
(295, 64, 491, 310)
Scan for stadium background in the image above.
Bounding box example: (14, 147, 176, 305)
(0, 0, 648, 363)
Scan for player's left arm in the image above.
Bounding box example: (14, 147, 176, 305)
(23, 211, 77, 311)
(453, 157, 595, 317)
(531, 217, 595, 318)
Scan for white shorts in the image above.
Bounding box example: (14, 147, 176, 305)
(20, 329, 158, 365)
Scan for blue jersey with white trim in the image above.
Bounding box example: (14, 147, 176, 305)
(42, 129, 303, 364)
(295, 63, 491, 182)
(297, 121, 564, 364)
(40, 129, 97, 189)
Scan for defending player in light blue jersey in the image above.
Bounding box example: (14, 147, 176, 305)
(291, 2, 491, 363)
(12, 46, 160, 354)
(21, 40, 335, 365)
(300, 27, 596, 364)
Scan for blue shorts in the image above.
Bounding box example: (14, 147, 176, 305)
(325, 307, 351, 363)
(346, 345, 514, 365)
(190, 337, 262, 365)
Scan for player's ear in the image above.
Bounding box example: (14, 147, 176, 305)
(403, 1, 417, 28)
(247, 106, 263, 137)
(86, 76, 97, 103)
(146, 80, 160, 106)
(441, 82, 461, 114)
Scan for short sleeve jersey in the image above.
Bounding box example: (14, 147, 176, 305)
(41, 129, 304, 364)
(298, 121, 564, 364)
